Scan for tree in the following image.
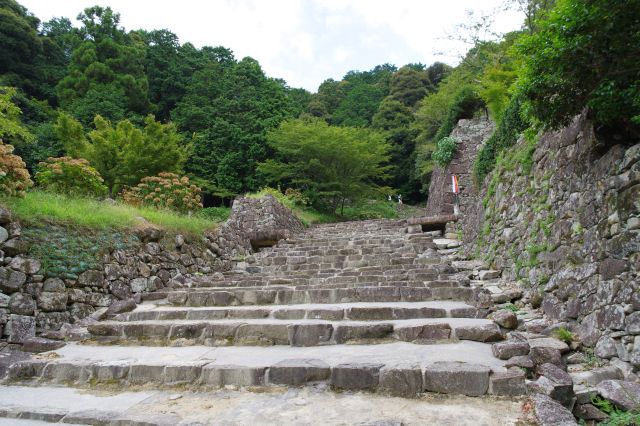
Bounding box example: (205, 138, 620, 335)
(372, 98, 420, 201)
(258, 118, 390, 214)
(55, 113, 186, 194)
(0, 0, 41, 94)
(517, 0, 640, 140)
(0, 86, 34, 144)
(56, 6, 151, 126)
(388, 66, 432, 109)
(173, 56, 294, 196)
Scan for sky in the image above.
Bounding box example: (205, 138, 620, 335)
(19, 0, 524, 92)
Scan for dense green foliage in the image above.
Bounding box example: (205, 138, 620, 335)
(259, 119, 390, 214)
(431, 137, 458, 168)
(35, 156, 108, 197)
(56, 113, 186, 194)
(517, 0, 640, 139)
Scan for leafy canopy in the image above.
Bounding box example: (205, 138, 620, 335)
(55, 113, 186, 194)
(258, 118, 391, 213)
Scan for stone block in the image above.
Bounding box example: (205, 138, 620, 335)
(87, 322, 123, 337)
(530, 346, 563, 367)
(42, 362, 91, 384)
(163, 363, 205, 384)
(268, 359, 330, 385)
(106, 298, 136, 316)
(6, 314, 35, 343)
(200, 364, 266, 387)
(128, 364, 166, 384)
(393, 323, 451, 342)
(531, 363, 574, 408)
(333, 323, 393, 343)
(491, 341, 530, 360)
(423, 362, 490, 396)
(505, 355, 534, 369)
(596, 380, 640, 411)
(392, 307, 447, 319)
(346, 307, 394, 320)
(169, 323, 206, 340)
(331, 363, 384, 391)
(0, 267, 26, 293)
(235, 324, 289, 345)
(454, 323, 503, 342)
(77, 270, 104, 288)
(91, 363, 130, 382)
(37, 292, 68, 312)
(287, 323, 333, 346)
(307, 308, 344, 320)
(9, 293, 36, 315)
(21, 337, 65, 353)
(379, 367, 423, 397)
(7, 359, 47, 380)
(489, 368, 526, 396)
(531, 394, 577, 426)
(492, 310, 518, 329)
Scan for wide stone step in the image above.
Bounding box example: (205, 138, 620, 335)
(118, 301, 478, 323)
(6, 341, 523, 397)
(87, 317, 502, 346)
(162, 286, 489, 307)
(0, 384, 527, 425)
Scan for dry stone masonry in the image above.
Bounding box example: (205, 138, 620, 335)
(0, 195, 303, 344)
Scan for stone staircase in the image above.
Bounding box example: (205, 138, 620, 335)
(1, 219, 527, 424)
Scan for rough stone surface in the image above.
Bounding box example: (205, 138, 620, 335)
(531, 394, 578, 426)
(423, 362, 490, 396)
(596, 380, 640, 411)
(268, 359, 330, 385)
(331, 363, 384, 391)
(446, 112, 640, 365)
(492, 341, 530, 360)
(492, 310, 518, 329)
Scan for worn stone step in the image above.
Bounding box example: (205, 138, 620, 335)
(6, 341, 523, 397)
(162, 285, 490, 307)
(119, 300, 478, 322)
(87, 317, 502, 346)
(0, 384, 526, 426)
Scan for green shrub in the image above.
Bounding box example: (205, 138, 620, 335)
(196, 207, 231, 223)
(431, 136, 458, 168)
(0, 140, 32, 197)
(517, 0, 640, 139)
(473, 94, 529, 184)
(35, 157, 108, 197)
(553, 327, 575, 344)
(433, 86, 484, 142)
(122, 172, 202, 213)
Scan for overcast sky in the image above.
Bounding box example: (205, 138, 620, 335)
(19, 0, 524, 92)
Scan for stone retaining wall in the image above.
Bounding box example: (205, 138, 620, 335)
(425, 118, 494, 218)
(451, 112, 639, 369)
(0, 195, 303, 342)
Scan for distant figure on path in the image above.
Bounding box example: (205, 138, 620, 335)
(397, 195, 403, 205)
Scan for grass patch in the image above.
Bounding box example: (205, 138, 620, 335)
(245, 187, 420, 225)
(0, 191, 221, 235)
(552, 327, 575, 344)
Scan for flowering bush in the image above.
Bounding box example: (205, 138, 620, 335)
(0, 140, 33, 197)
(35, 157, 108, 197)
(122, 172, 202, 213)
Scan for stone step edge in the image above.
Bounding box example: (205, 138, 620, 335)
(0, 404, 177, 426)
(87, 320, 503, 346)
(6, 359, 526, 398)
(117, 304, 480, 322)
(155, 287, 492, 308)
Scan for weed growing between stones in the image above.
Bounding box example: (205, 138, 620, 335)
(552, 327, 574, 344)
(591, 395, 640, 426)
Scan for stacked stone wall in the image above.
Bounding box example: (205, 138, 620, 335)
(0, 195, 303, 342)
(445, 112, 639, 368)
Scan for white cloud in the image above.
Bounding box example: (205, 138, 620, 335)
(19, 0, 524, 91)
